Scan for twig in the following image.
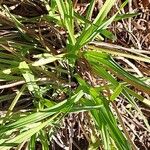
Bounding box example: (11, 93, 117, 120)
(0, 80, 25, 90)
(117, 57, 143, 77)
(0, 78, 58, 90)
(90, 41, 150, 55)
(52, 135, 68, 149)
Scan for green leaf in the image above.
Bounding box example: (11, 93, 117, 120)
(110, 84, 122, 101)
(0, 115, 58, 150)
(85, 51, 150, 94)
(56, 0, 76, 45)
(32, 53, 64, 66)
(114, 13, 139, 21)
(19, 61, 40, 96)
(28, 134, 36, 150)
(86, 0, 95, 21)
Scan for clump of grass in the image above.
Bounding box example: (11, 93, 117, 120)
(0, 0, 150, 149)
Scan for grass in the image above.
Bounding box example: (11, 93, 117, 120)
(0, 0, 150, 149)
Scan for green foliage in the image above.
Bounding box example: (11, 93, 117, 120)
(0, 0, 149, 149)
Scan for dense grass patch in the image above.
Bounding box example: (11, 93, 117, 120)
(0, 0, 150, 149)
